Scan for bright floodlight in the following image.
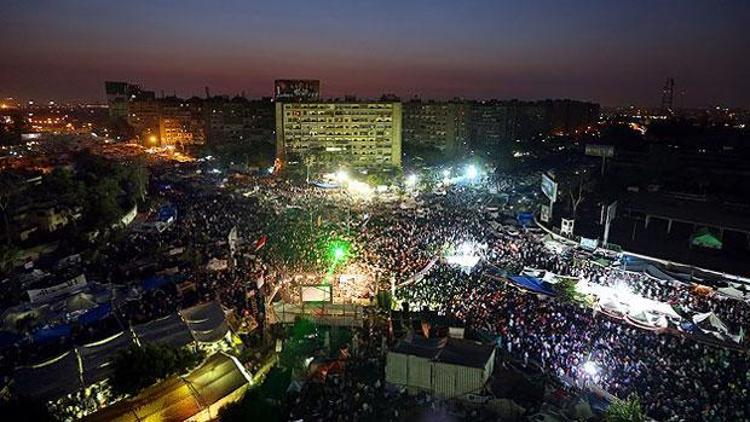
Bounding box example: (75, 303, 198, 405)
(336, 170, 349, 183)
(583, 360, 599, 376)
(406, 174, 418, 187)
(466, 164, 478, 179)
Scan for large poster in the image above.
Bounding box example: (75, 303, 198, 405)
(541, 173, 558, 202)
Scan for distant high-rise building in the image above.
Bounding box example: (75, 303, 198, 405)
(275, 101, 402, 169)
(402, 100, 469, 154)
(274, 79, 321, 102)
(661, 77, 675, 115)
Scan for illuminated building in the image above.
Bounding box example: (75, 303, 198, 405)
(127, 97, 160, 140)
(275, 101, 402, 169)
(403, 99, 469, 154)
(159, 97, 203, 147)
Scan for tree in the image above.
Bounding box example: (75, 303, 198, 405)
(86, 177, 123, 228)
(122, 156, 149, 205)
(605, 393, 646, 422)
(278, 317, 320, 373)
(219, 388, 282, 422)
(0, 397, 55, 422)
(110, 345, 204, 396)
(376, 290, 394, 312)
(0, 172, 25, 245)
(44, 167, 85, 208)
(561, 169, 595, 218)
(554, 278, 582, 303)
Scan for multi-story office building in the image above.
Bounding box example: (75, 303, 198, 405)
(127, 98, 160, 141)
(206, 97, 274, 144)
(402, 100, 469, 153)
(158, 97, 204, 147)
(275, 101, 402, 169)
(469, 99, 599, 148)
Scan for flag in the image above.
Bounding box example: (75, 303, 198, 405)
(254, 234, 268, 251)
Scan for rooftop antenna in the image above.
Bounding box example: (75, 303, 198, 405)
(205, 86, 210, 99)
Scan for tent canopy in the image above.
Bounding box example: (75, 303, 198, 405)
(691, 228, 722, 249)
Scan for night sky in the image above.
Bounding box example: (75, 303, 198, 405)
(2, 0, 749, 107)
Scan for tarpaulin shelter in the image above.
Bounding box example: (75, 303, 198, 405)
(142, 273, 188, 291)
(13, 351, 83, 401)
(78, 303, 112, 326)
(690, 228, 722, 249)
(32, 323, 72, 344)
(80, 331, 136, 385)
(180, 301, 230, 343)
(132, 314, 193, 349)
(84, 352, 251, 422)
(310, 181, 339, 189)
(516, 212, 534, 227)
(0, 331, 23, 350)
(508, 276, 556, 296)
(158, 205, 177, 222)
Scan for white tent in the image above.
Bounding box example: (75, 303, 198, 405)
(66, 292, 98, 312)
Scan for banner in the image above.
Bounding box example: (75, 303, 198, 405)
(27, 274, 87, 303)
(228, 226, 238, 256)
(580, 237, 599, 251)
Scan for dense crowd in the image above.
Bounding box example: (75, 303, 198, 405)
(97, 170, 750, 420)
(388, 186, 750, 421)
(4, 165, 750, 421)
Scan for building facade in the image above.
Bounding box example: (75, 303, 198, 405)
(402, 100, 469, 153)
(206, 97, 274, 144)
(469, 99, 599, 149)
(275, 101, 402, 169)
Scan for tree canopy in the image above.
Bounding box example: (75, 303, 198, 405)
(110, 344, 204, 396)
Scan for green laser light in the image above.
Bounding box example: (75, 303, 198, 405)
(333, 246, 346, 261)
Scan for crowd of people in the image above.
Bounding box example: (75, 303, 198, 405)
(385, 183, 750, 421)
(3, 163, 750, 421)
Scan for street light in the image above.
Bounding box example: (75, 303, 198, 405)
(406, 174, 418, 187)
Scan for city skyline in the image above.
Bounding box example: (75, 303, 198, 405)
(2, 0, 749, 107)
